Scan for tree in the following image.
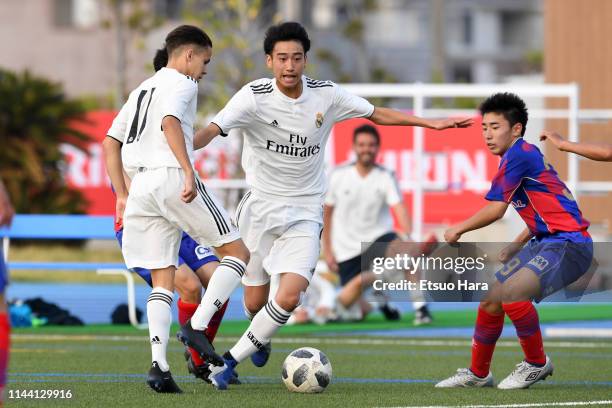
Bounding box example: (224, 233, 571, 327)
(0, 69, 89, 214)
(102, 0, 165, 107)
(314, 0, 398, 106)
(182, 0, 276, 113)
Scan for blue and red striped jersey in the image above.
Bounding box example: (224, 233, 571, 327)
(485, 138, 589, 237)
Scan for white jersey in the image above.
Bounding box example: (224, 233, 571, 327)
(324, 163, 402, 262)
(107, 67, 198, 178)
(212, 76, 374, 204)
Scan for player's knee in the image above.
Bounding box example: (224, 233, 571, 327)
(219, 240, 250, 265)
(238, 244, 251, 265)
(500, 280, 531, 303)
(479, 300, 503, 315)
(175, 274, 202, 304)
(274, 291, 302, 313)
(231, 240, 250, 264)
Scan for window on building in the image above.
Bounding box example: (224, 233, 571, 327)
(154, 0, 184, 20)
(53, 0, 73, 27)
(452, 64, 472, 83)
(53, 0, 99, 28)
(500, 11, 526, 47)
(461, 10, 473, 46)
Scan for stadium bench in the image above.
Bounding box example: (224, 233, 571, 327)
(0, 214, 146, 328)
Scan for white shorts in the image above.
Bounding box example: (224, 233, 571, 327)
(235, 192, 323, 286)
(122, 167, 240, 270)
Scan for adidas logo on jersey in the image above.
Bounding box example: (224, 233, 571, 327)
(250, 82, 273, 94)
(185, 75, 198, 83)
(270, 120, 279, 127)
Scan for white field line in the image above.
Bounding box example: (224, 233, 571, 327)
(11, 334, 612, 349)
(380, 400, 612, 408)
(545, 328, 612, 338)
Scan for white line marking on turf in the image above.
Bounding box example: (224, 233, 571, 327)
(11, 334, 612, 349)
(381, 400, 612, 408)
(546, 328, 612, 338)
(11, 348, 67, 353)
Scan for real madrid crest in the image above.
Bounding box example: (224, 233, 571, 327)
(315, 112, 324, 128)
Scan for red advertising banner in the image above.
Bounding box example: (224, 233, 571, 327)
(330, 118, 499, 224)
(62, 112, 498, 224)
(61, 111, 117, 215)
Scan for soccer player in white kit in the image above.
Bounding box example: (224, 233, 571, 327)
(323, 124, 434, 325)
(104, 25, 250, 393)
(186, 22, 472, 389)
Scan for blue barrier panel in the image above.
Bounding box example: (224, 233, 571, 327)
(0, 215, 115, 239)
(8, 262, 126, 270)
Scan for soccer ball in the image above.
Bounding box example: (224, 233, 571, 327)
(281, 347, 332, 393)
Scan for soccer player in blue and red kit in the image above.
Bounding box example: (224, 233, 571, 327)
(436, 93, 593, 389)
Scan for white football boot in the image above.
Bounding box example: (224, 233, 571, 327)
(497, 355, 553, 389)
(435, 368, 494, 388)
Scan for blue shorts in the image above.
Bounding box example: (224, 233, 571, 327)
(496, 231, 593, 302)
(115, 229, 218, 287)
(0, 249, 7, 293)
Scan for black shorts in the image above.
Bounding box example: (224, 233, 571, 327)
(337, 232, 398, 286)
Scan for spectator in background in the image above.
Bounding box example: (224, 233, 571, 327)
(322, 124, 434, 325)
(0, 180, 15, 405)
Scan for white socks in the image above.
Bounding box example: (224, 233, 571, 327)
(412, 301, 427, 311)
(190, 256, 246, 330)
(147, 287, 173, 372)
(229, 299, 290, 362)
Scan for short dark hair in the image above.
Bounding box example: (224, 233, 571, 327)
(479, 92, 528, 136)
(263, 22, 311, 55)
(153, 25, 212, 72)
(353, 124, 380, 145)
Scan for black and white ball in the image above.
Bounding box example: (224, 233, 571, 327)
(281, 347, 332, 393)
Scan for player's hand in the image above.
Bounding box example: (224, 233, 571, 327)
(444, 227, 462, 244)
(115, 194, 127, 224)
(325, 252, 339, 274)
(498, 242, 522, 263)
(0, 187, 15, 228)
(432, 117, 474, 130)
(539, 130, 565, 150)
(182, 171, 197, 203)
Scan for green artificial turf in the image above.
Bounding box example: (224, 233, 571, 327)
(7, 303, 612, 407)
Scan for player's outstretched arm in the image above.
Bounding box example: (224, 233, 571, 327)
(161, 116, 197, 203)
(540, 130, 612, 161)
(102, 136, 129, 220)
(0, 180, 14, 228)
(444, 201, 509, 243)
(369, 107, 473, 130)
(194, 123, 222, 150)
